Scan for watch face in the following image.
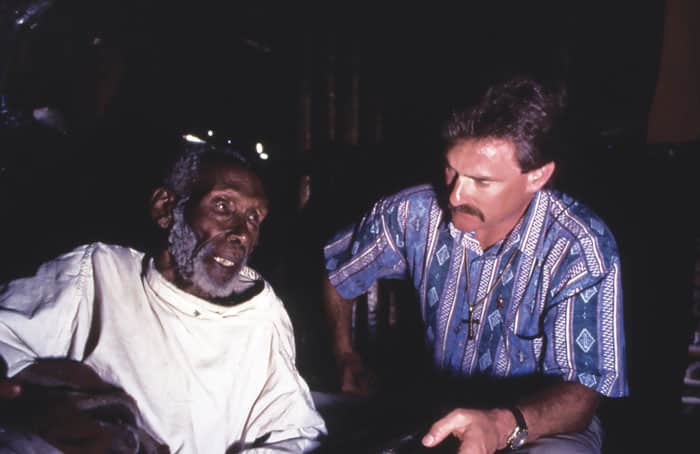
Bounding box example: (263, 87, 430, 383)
(510, 429, 528, 449)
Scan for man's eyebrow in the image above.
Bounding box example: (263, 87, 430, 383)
(445, 162, 496, 181)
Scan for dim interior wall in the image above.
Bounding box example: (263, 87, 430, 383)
(647, 0, 700, 144)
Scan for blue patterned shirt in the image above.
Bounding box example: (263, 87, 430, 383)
(324, 185, 628, 397)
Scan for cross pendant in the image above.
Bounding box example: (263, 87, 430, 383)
(464, 306, 480, 340)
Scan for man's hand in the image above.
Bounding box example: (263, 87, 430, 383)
(336, 351, 376, 396)
(421, 408, 514, 454)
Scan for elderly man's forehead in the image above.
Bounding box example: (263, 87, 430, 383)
(196, 159, 266, 198)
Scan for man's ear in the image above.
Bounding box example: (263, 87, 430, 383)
(150, 187, 176, 230)
(526, 161, 555, 192)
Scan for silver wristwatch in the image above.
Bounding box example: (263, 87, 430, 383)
(505, 406, 528, 450)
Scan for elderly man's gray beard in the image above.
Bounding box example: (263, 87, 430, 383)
(168, 204, 250, 299)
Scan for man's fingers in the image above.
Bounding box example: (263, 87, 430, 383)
(422, 411, 466, 447)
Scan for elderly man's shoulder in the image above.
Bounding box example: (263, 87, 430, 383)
(1, 242, 143, 285)
(46, 242, 146, 272)
(0, 243, 145, 316)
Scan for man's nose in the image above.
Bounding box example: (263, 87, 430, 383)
(448, 175, 469, 207)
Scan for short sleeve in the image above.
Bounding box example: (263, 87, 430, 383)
(323, 194, 410, 300)
(0, 244, 97, 377)
(543, 253, 628, 397)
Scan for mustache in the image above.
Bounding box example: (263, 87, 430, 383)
(449, 203, 485, 222)
(191, 230, 245, 258)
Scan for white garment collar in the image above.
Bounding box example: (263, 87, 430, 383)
(144, 259, 271, 319)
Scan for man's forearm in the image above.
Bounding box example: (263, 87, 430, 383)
(517, 381, 600, 442)
(422, 382, 601, 451)
(322, 275, 355, 358)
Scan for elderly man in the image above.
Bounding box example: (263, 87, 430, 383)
(0, 143, 326, 453)
(323, 75, 627, 453)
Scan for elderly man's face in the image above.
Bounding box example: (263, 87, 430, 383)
(169, 162, 268, 300)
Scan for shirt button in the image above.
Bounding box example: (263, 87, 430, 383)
(193, 310, 200, 317)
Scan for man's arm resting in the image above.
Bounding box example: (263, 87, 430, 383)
(514, 381, 600, 442)
(423, 382, 600, 452)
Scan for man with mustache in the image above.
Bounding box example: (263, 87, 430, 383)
(0, 144, 326, 452)
(323, 75, 627, 453)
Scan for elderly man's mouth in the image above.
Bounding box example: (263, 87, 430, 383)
(213, 256, 237, 268)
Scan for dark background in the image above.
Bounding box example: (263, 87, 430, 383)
(1, 1, 697, 452)
(0, 0, 672, 275)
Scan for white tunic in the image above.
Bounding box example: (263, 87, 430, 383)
(0, 243, 326, 453)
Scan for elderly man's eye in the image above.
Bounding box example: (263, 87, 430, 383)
(214, 200, 228, 212)
(247, 212, 260, 225)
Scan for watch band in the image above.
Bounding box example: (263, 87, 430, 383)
(507, 406, 527, 430)
(505, 406, 528, 450)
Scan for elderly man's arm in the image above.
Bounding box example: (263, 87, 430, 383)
(0, 359, 163, 454)
(0, 245, 153, 452)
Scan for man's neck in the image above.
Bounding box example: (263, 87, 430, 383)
(476, 228, 511, 252)
(475, 198, 534, 251)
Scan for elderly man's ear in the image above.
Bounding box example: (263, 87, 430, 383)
(150, 188, 176, 230)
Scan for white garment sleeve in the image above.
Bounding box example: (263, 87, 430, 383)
(0, 244, 96, 377)
(240, 303, 326, 453)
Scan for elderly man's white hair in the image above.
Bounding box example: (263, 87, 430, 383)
(164, 143, 250, 200)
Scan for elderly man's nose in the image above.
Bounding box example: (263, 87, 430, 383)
(226, 218, 250, 240)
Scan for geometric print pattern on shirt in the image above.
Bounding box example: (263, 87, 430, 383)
(325, 184, 628, 397)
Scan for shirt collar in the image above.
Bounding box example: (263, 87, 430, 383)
(144, 259, 270, 319)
